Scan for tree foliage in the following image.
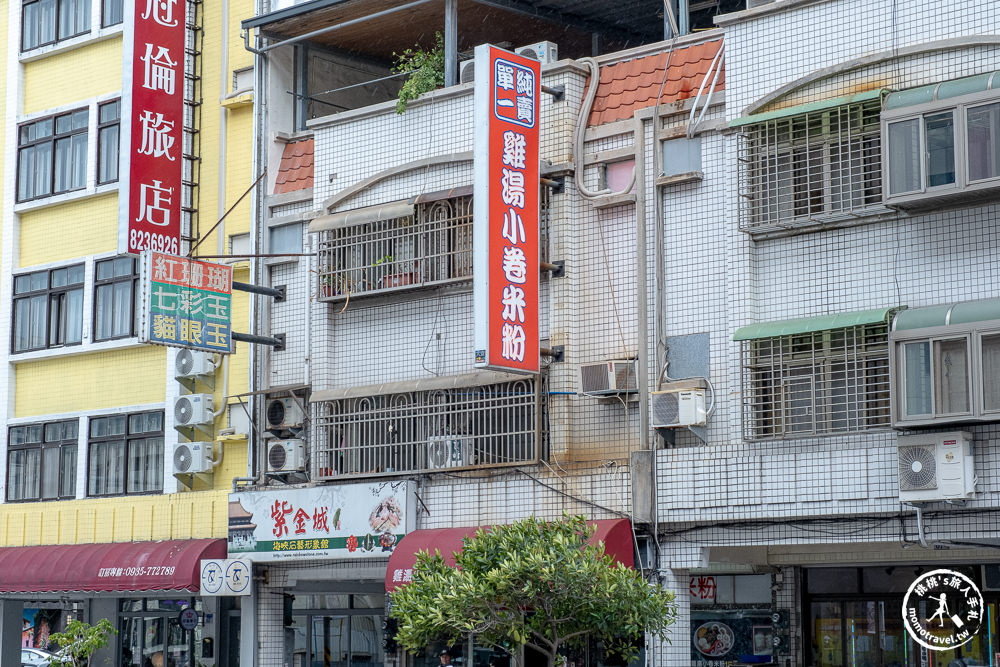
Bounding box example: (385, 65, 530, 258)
(392, 32, 445, 114)
(47, 618, 117, 667)
(390, 515, 676, 667)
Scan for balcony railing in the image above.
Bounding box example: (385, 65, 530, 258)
(317, 195, 474, 301)
(313, 378, 540, 478)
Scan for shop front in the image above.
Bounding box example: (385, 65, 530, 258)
(803, 565, 999, 667)
(0, 538, 226, 667)
(228, 480, 417, 667)
(687, 573, 780, 666)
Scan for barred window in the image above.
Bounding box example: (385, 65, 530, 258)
(738, 99, 883, 233)
(314, 379, 539, 478)
(741, 324, 890, 439)
(316, 189, 549, 301)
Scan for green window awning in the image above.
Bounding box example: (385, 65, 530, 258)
(733, 307, 897, 341)
(730, 89, 885, 128)
(884, 70, 1000, 111)
(893, 298, 1000, 331)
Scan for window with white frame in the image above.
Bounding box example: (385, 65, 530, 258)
(21, 0, 90, 51)
(88, 411, 163, 496)
(738, 98, 883, 232)
(891, 322, 1000, 427)
(97, 99, 120, 185)
(313, 379, 540, 478)
(883, 80, 1000, 207)
(93, 256, 138, 341)
(17, 108, 88, 202)
(12, 264, 84, 353)
(7, 419, 78, 502)
(101, 0, 122, 27)
(741, 323, 891, 439)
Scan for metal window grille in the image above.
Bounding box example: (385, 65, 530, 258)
(317, 195, 474, 301)
(738, 99, 883, 233)
(313, 379, 540, 478)
(741, 324, 891, 440)
(317, 190, 550, 301)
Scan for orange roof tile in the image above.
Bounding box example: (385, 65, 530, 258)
(274, 138, 314, 194)
(586, 39, 725, 127)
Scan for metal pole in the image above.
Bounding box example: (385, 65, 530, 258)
(444, 0, 458, 87)
(233, 281, 285, 299)
(635, 116, 649, 451)
(678, 0, 689, 36)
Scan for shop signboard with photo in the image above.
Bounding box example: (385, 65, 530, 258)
(228, 481, 415, 561)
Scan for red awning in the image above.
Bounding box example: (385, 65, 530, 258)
(0, 538, 227, 593)
(385, 519, 634, 591)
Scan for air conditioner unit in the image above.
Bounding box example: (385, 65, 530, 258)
(172, 441, 214, 475)
(427, 436, 471, 469)
(580, 360, 637, 396)
(459, 59, 476, 84)
(175, 349, 216, 379)
(898, 431, 976, 503)
(266, 397, 305, 431)
(174, 394, 215, 427)
(267, 439, 306, 473)
(651, 379, 708, 428)
(516, 41, 558, 64)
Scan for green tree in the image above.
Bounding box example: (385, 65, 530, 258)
(47, 618, 117, 667)
(390, 515, 676, 667)
(392, 32, 445, 114)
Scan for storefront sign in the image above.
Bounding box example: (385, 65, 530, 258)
(139, 251, 234, 353)
(472, 43, 541, 375)
(120, 0, 185, 254)
(690, 575, 716, 602)
(178, 607, 199, 630)
(229, 481, 415, 562)
(200, 558, 251, 596)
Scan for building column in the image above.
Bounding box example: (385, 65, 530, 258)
(0, 599, 22, 667)
(656, 568, 690, 667)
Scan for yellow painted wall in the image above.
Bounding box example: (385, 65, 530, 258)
(0, 489, 229, 546)
(19, 192, 119, 267)
(15, 346, 166, 417)
(23, 36, 123, 115)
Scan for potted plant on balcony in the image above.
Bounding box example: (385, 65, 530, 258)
(392, 32, 445, 114)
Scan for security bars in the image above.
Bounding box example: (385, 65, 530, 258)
(741, 323, 891, 440)
(738, 99, 883, 234)
(313, 378, 540, 478)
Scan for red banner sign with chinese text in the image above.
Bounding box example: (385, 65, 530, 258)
(473, 44, 541, 374)
(123, 0, 185, 255)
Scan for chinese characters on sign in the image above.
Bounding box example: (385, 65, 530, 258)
(690, 575, 717, 602)
(228, 482, 415, 562)
(473, 45, 541, 374)
(140, 252, 233, 353)
(122, 0, 185, 254)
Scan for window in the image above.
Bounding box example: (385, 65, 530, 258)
(12, 264, 84, 353)
(97, 100, 120, 185)
(22, 0, 90, 51)
(17, 109, 88, 202)
(883, 75, 1000, 207)
(88, 411, 163, 496)
(741, 324, 891, 439)
(738, 98, 882, 233)
(317, 194, 474, 301)
(93, 256, 138, 341)
(314, 378, 539, 478)
(892, 324, 1000, 426)
(269, 222, 303, 254)
(102, 0, 122, 26)
(7, 419, 78, 501)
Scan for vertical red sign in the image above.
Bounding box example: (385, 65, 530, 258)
(473, 45, 541, 374)
(126, 0, 185, 255)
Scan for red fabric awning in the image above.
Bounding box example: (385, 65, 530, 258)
(0, 538, 227, 593)
(385, 519, 634, 591)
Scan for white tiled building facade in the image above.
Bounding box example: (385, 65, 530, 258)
(239, 1, 1000, 666)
